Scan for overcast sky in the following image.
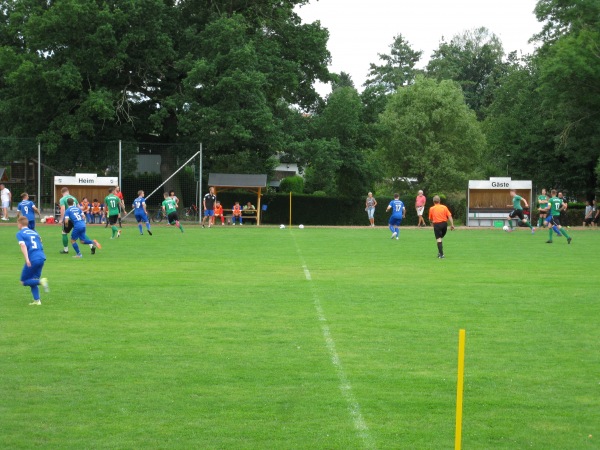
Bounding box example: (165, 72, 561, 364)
(296, 0, 542, 96)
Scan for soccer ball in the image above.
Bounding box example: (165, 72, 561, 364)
(503, 225, 510, 232)
(279, 224, 285, 229)
(299, 224, 304, 229)
(41, 218, 46, 223)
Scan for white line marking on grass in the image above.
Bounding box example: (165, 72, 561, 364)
(295, 241, 375, 449)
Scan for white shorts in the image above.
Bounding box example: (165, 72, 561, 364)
(1, 200, 9, 208)
(416, 206, 424, 216)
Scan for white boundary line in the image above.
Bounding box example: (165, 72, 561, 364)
(293, 237, 375, 449)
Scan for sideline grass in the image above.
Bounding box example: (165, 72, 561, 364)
(1, 223, 599, 448)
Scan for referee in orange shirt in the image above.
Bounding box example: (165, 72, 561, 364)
(428, 195, 454, 259)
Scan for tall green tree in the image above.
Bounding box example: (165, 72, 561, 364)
(298, 86, 380, 197)
(0, 0, 331, 176)
(362, 34, 422, 125)
(426, 27, 505, 120)
(483, 55, 555, 185)
(532, 0, 600, 196)
(378, 76, 486, 193)
(364, 34, 422, 94)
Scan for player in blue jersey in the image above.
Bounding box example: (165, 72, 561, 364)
(16, 192, 40, 230)
(385, 193, 406, 240)
(64, 198, 102, 258)
(132, 190, 152, 235)
(16, 216, 49, 305)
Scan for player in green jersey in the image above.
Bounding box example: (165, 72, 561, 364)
(105, 187, 122, 239)
(537, 188, 549, 227)
(162, 192, 184, 232)
(506, 190, 534, 233)
(543, 189, 572, 244)
(58, 187, 78, 254)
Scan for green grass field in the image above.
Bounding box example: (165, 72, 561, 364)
(1, 222, 599, 449)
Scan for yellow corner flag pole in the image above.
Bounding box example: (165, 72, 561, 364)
(455, 329, 466, 450)
(289, 191, 292, 227)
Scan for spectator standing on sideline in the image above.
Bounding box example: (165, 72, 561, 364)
(202, 186, 216, 228)
(365, 192, 377, 227)
(385, 193, 405, 240)
(428, 195, 455, 259)
(583, 200, 594, 226)
(17, 192, 40, 230)
(1, 183, 11, 221)
(415, 190, 427, 227)
(58, 187, 78, 254)
(593, 199, 599, 227)
(169, 191, 180, 208)
(16, 216, 49, 305)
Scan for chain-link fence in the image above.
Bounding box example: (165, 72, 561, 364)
(0, 139, 202, 221)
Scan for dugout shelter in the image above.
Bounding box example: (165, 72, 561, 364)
(54, 173, 118, 216)
(467, 177, 532, 227)
(208, 173, 267, 226)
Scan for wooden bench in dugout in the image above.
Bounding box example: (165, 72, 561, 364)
(217, 209, 258, 224)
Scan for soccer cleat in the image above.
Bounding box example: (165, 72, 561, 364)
(546, 240, 553, 244)
(391, 232, 397, 239)
(40, 278, 49, 293)
(438, 254, 445, 259)
(29, 300, 41, 306)
(117, 230, 121, 238)
(147, 230, 152, 236)
(396, 236, 399, 240)
(531, 227, 535, 234)
(567, 237, 572, 244)
(93, 240, 102, 249)
(59, 250, 69, 254)
(91, 246, 96, 255)
(73, 254, 83, 258)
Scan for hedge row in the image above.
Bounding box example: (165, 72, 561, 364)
(118, 173, 589, 226)
(214, 192, 464, 226)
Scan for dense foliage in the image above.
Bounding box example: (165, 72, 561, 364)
(1, 0, 599, 200)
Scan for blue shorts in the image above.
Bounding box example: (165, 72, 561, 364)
(135, 213, 149, 223)
(389, 216, 403, 226)
(71, 225, 89, 242)
(204, 209, 214, 217)
(21, 257, 45, 282)
(28, 220, 36, 230)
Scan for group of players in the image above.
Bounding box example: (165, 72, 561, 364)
(507, 188, 572, 244)
(14, 185, 187, 305)
(12, 185, 580, 305)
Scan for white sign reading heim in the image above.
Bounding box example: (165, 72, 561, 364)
(468, 177, 532, 190)
(54, 173, 117, 186)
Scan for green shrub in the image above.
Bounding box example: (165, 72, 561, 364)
(279, 176, 304, 194)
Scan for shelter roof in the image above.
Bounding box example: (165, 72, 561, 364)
(208, 173, 267, 188)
